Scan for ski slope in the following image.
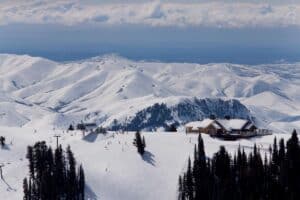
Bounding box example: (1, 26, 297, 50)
(0, 127, 294, 200)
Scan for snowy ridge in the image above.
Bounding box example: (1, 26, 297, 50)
(0, 54, 299, 131)
(112, 98, 252, 131)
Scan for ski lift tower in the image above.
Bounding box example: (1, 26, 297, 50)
(53, 134, 61, 149)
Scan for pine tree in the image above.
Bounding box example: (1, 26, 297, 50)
(54, 145, 66, 198)
(23, 178, 29, 200)
(186, 157, 193, 200)
(286, 130, 300, 199)
(28, 178, 32, 200)
(26, 146, 35, 180)
(0, 136, 5, 147)
(278, 138, 287, 193)
(192, 145, 200, 199)
(213, 146, 232, 199)
(78, 165, 85, 200)
(182, 174, 187, 200)
(24, 142, 85, 200)
(133, 131, 145, 155)
(66, 145, 77, 200)
(142, 136, 146, 148)
(178, 175, 184, 200)
(194, 134, 209, 199)
(278, 138, 285, 164)
(272, 137, 279, 166)
(179, 131, 300, 200)
(68, 124, 75, 131)
(198, 134, 205, 166)
(166, 123, 177, 132)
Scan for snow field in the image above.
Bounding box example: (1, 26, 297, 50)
(0, 127, 294, 200)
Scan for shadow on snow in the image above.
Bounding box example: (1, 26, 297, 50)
(1, 177, 16, 192)
(85, 184, 98, 200)
(83, 133, 98, 143)
(142, 151, 156, 166)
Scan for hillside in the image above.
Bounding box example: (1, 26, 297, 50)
(0, 127, 293, 200)
(0, 54, 299, 131)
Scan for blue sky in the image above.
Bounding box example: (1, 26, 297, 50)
(0, 0, 299, 64)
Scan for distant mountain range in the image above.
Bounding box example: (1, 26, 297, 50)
(0, 54, 299, 132)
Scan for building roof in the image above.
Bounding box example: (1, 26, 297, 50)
(185, 118, 254, 131)
(216, 119, 249, 131)
(185, 119, 214, 129)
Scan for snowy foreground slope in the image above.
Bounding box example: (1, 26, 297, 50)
(0, 127, 295, 200)
(0, 54, 300, 131)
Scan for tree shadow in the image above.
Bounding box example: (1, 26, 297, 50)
(1, 144, 10, 150)
(85, 184, 98, 200)
(142, 151, 156, 166)
(83, 132, 98, 143)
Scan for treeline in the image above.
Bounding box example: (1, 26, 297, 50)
(179, 130, 300, 200)
(23, 141, 85, 200)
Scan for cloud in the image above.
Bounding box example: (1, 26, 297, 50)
(148, 2, 165, 19)
(0, 0, 299, 28)
(92, 15, 109, 23)
(260, 4, 273, 15)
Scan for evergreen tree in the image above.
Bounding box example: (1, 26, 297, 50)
(68, 124, 75, 131)
(23, 141, 85, 200)
(178, 130, 300, 200)
(185, 157, 194, 200)
(0, 136, 5, 147)
(66, 145, 77, 200)
(78, 165, 85, 200)
(272, 137, 279, 166)
(28, 178, 32, 200)
(133, 131, 145, 155)
(195, 134, 209, 199)
(178, 175, 184, 200)
(54, 145, 66, 198)
(286, 130, 300, 199)
(26, 146, 35, 180)
(166, 123, 177, 132)
(182, 174, 187, 200)
(213, 146, 233, 199)
(278, 138, 285, 163)
(23, 178, 29, 200)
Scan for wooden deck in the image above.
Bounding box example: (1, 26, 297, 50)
(210, 129, 272, 140)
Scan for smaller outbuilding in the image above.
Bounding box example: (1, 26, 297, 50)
(77, 122, 97, 132)
(185, 119, 216, 134)
(84, 123, 97, 132)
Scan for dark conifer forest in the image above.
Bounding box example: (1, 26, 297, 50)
(23, 141, 85, 200)
(179, 130, 300, 200)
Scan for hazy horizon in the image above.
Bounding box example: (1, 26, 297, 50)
(1, 0, 300, 64)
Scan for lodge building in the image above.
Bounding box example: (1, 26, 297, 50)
(185, 118, 265, 139)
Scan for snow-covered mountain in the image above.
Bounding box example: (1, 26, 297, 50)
(0, 54, 299, 131)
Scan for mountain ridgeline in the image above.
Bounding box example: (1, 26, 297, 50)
(110, 98, 252, 131)
(0, 54, 299, 131)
